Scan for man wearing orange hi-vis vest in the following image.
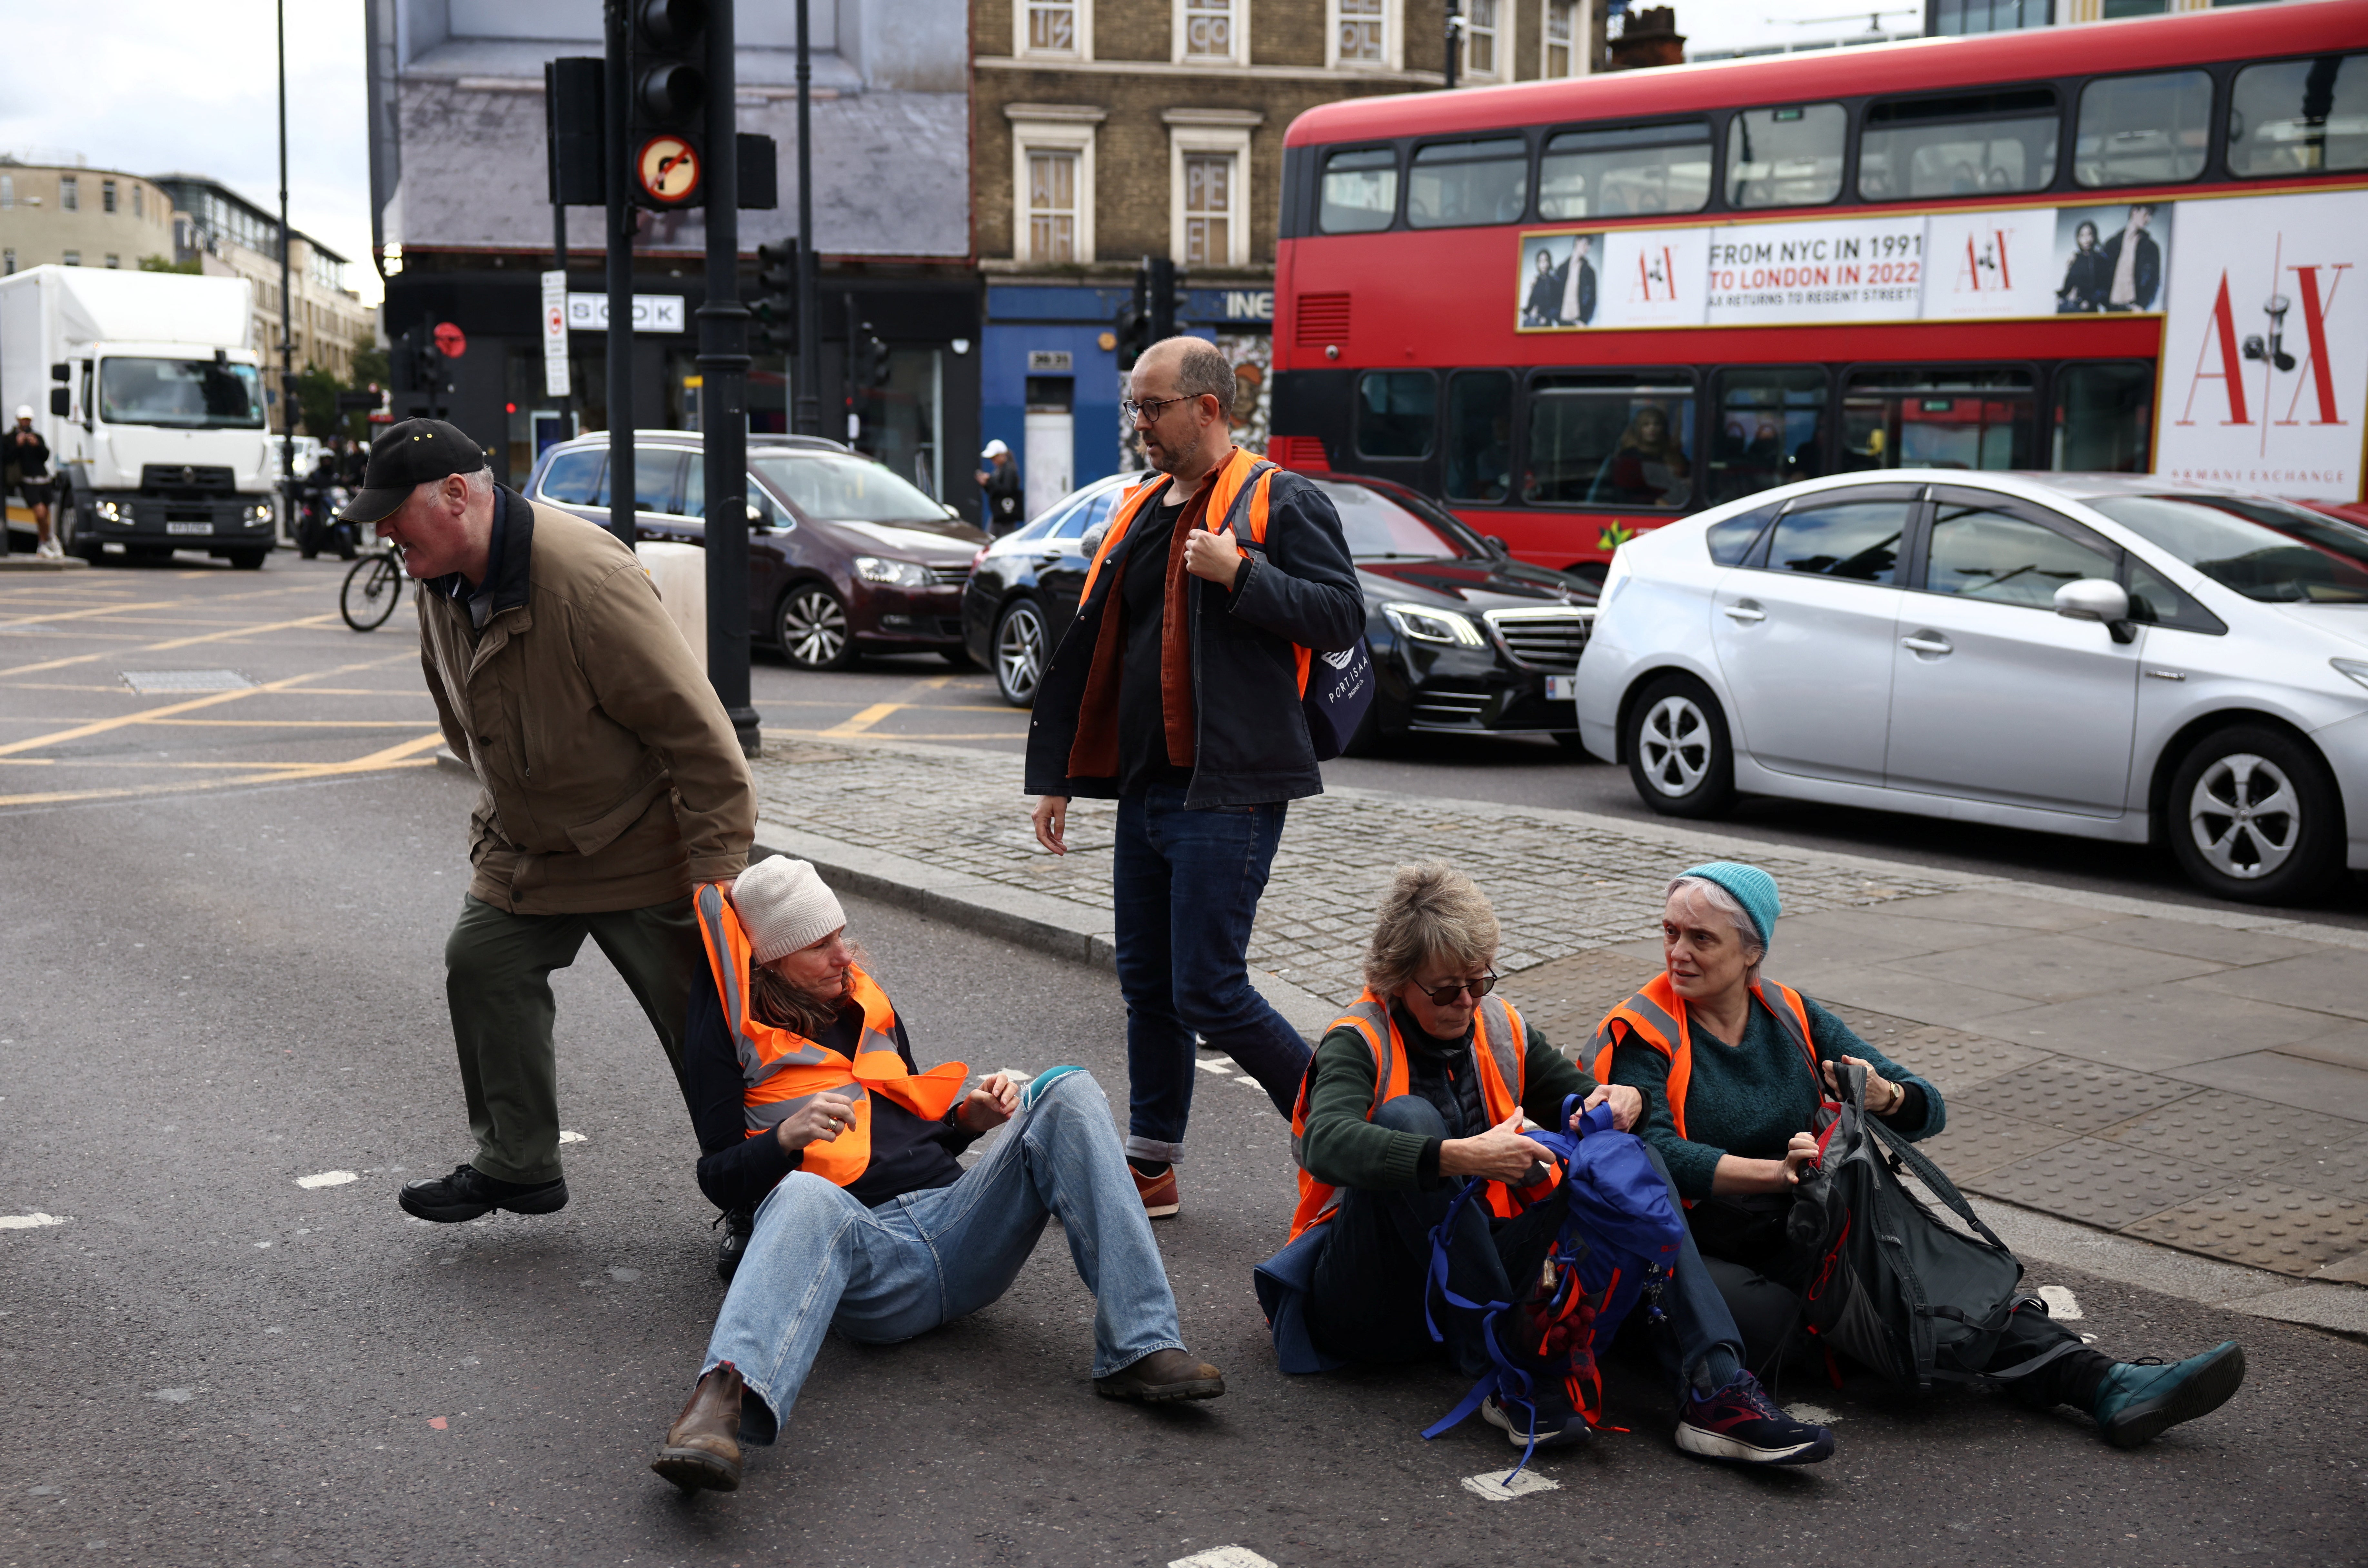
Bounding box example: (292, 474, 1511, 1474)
(1026, 336, 1367, 1222)
(647, 856, 1223, 1496)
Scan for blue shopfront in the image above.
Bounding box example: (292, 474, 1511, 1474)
(980, 283, 1275, 524)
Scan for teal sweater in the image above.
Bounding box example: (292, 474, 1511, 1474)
(1606, 990, 1943, 1201)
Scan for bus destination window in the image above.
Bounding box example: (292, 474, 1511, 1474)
(1445, 371, 1514, 502)
(1537, 120, 1711, 219)
(2227, 53, 2368, 176)
(1842, 368, 2035, 473)
(1357, 371, 1438, 460)
(1523, 374, 1696, 510)
(1320, 147, 1399, 233)
(2051, 362, 2154, 473)
(1725, 103, 1847, 209)
(1406, 138, 1530, 228)
(2074, 71, 2212, 187)
(1708, 367, 1826, 505)
(1858, 88, 2059, 200)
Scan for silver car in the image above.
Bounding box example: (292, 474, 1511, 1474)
(1574, 471, 2368, 904)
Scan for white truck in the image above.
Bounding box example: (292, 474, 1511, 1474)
(0, 265, 281, 567)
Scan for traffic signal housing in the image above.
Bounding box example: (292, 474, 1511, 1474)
(625, 0, 708, 210)
(853, 325, 891, 389)
(1112, 272, 1151, 371)
(751, 240, 798, 354)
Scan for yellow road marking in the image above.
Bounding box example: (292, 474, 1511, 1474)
(0, 751, 441, 809)
(0, 656, 386, 758)
(0, 715, 438, 729)
(0, 611, 340, 679)
(821, 701, 902, 737)
(0, 599, 178, 630)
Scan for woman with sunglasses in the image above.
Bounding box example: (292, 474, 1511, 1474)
(1284, 861, 1835, 1465)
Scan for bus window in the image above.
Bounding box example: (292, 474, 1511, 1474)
(1842, 369, 2035, 472)
(1523, 374, 1696, 509)
(1407, 138, 1529, 228)
(1357, 371, 1438, 458)
(2075, 71, 2211, 187)
(1445, 371, 1513, 502)
(1708, 367, 1826, 504)
(1858, 88, 2059, 200)
(1320, 147, 1399, 233)
(2228, 54, 2368, 176)
(1725, 103, 1846, 209)
(2051, 362, 2152, 473)
(1538, 120, 1711, 219)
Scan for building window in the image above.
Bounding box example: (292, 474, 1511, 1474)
(133, 185, 144, 219)
(1464, 0, 1499, 78)
(0, 175, 12, 209)
(2, 251, 14, 275)
(1184, 154, 1232, 265)
(103, 179, 118, 213)
(1542, 0, 1584, 78)
(104, 254, 120, 269)
(1021, 0, 1087, 56)
(1930, 0, 2050, 33)
(1029, 151, 1080, 262)
(1167, 115, 1257, 267)
(60, 176, 78, 212)
(1008, 107, 1101, 265)
(63, 251, 80, 266)
(1332, 0, 1390, 67)
(1178, 0, 1242, 64)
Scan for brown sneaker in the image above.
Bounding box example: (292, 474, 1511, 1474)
(1094, 1348, 1225, 1403)
(651, 1365, 745, 1492)
(1131, 1162, 1179, 1219)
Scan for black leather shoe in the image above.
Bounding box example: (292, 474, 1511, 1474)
(398, 1163, 569, 1223)
(715, 1206, 755, 1283)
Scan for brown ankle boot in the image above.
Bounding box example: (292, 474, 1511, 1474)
(651, 1365, 745, 1492)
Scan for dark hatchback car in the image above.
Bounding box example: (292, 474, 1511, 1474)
(960, 470, 1599, 750)
(526, 430, 988, 670)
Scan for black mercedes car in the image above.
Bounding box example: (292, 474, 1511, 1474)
(959, 470, 1599, 751)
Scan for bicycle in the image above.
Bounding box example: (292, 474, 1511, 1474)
(340, 548, 407, 632)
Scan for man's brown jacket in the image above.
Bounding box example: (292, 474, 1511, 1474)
(418, 491, 754, 914)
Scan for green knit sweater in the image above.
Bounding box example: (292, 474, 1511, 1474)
(1606, 990, 1944, 1202)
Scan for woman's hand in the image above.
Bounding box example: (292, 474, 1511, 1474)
(1822, 1055, 1904, 1115)
(956, 1072, 1020, 1134)
(1439, 1112, 1554, 1183)
(1783, 1130, 1820, 1184)
(1708, 1132, 1822, 1196)
(776, 1090, 859, 1154)
(1575, 1084, 1645, 1134)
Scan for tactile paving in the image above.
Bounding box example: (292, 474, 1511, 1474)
(1961, 1136, 2239, 1229)
(2289, 1134, 2368, 1203)
(2124, 1183, 2368, 1276)
(1824, 1015, 2054, 1098)
(1505, 949, 1662, 1055)
(2095, 1091, 2368, 1193)
(1957, 1057, 2200, 1135)
(1913, 1107, 2083, 1180)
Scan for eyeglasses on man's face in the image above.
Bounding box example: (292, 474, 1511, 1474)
(1120, 393, 1196, 424)
(1414, 971, 1497, 1006)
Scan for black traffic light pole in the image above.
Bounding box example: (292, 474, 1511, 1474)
(699, 0, 760, 756)
(792, 0, 819, 437)
(602, 0, 636, 550)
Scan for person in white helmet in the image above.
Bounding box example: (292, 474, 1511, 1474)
(8, 407, 58, 559)
(975, 438, 1023, 535)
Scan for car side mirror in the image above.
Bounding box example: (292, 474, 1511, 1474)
(2054, 578, 2135, 644)
(1483, 534, 1510, 559)
(942, 503, 961, 520)
(48, 387, 69, 417)
(50, 362, 69, 383)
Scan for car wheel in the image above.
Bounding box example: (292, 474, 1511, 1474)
(939, 645, 979, 670)
(2166, 725, 2343, 905)
(775, 582, 856, 671)
(993, 598, 1048, 708)
(1623, 672, 1736, 819)
(227, 549, 268, 571)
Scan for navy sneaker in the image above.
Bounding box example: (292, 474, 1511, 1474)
(1676, 1370, 1836, 1465)
(1482, 1391, 1591, 1452)
(2092, 1342, 2245, 1449)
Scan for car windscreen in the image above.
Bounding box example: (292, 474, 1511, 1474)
(99, 357, 265, 429)
(750, 452, 947, 524)
(1315, 479, 1476, 560)
(2087, 494, 2368, 605)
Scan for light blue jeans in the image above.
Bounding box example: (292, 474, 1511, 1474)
(701, 1070, 1186, 1443)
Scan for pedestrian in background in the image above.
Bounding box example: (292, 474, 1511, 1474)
(338, 418, 755, 1234)
(976, 439, 1024, 534)
(8, 407, 59, 560)
(1024, 337, 1364, 1219)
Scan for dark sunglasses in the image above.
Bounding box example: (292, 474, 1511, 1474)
(1415, 971, 1497, 1006)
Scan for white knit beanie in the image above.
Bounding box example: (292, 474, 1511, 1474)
(731, 856, 847, 965)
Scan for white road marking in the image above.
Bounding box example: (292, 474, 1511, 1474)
(1462, 1470, 1561, 1502)
(148, 1389, 194, 1403)
(2038, 1285, 2084, 1321)
(1787, 1403, 1843, 1424)
(295, 1170, 358, 1189)
(1234, 1075, 1268, 1087)
(1193, 1060, 1233, 1076)
(0, 1213, 65, 1229)
(558, 1130, 587, 1145)
(1170, 1550, 1279, 1568)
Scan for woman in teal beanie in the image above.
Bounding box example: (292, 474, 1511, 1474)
(1596, 861, 2245, 1449)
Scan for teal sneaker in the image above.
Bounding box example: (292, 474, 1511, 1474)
(2091, 1341, 2246, 1449)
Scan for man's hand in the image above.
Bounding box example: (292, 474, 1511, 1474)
(775, 1090, 860, 1155)
(1183, 528, 1243, 591)
(1439, 1111, 1554, 1183)
(956, 1071, 1020, 1135)
(1575, 1083, 1645, 1134)
(1031, 795, 1069, 855)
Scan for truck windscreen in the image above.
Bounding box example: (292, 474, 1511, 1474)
(98, 358, 266, 429)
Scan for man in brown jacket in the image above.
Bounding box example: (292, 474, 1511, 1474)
(340, 420, 756, 1226)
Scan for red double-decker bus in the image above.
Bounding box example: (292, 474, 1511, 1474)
(1269, 1, 2368, 577)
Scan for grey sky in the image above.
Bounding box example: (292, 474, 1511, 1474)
(0, 0, 380, 304)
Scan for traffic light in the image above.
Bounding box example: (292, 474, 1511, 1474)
(1112, 271, 1152, 371)
(1147, 256, 1182, 342)
(853, 325, 891, 389)
(624, 0, 708, 211)
(751, 240, 798, 354)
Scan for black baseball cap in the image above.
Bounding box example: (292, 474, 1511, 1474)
(338, 418, 488, 524)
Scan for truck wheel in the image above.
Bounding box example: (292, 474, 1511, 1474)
(228, 549, 268, 571)
(1623, 671, 1736, 819)
(2166, 725, 2343, 905)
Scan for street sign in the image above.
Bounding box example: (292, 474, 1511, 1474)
(540, 270, 571, 398)
(636, 134, 701, 204)
(566, 293, 686, 333)
(433, 322, 468, 358)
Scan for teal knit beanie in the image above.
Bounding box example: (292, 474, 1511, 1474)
(1676, 861, 1782, 952)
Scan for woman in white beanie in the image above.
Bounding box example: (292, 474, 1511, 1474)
(649, 856, 1224, 1495)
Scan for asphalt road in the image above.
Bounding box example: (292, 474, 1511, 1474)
(4, 553, 2365, 1564)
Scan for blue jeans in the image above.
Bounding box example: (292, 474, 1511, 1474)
(700, 1071, 1185, 1442)
(1112, 784, 1311, 1163)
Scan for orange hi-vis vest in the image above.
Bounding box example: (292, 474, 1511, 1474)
(1287, 989, 1533, 1242)
(1588, 971, 1815, 1144)
(693, 882, 969, 1190)
(1077, 445, 1316, 700)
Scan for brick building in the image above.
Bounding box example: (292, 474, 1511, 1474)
(972, 0, 1597, 515)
